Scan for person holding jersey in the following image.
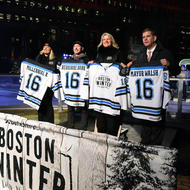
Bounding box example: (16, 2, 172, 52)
(66, 41, 89, 130)
(90, 32, 127, 136)
(135, 28, 173, 68)
(128, 28, 174, 146)
(35, 42, 57, 123)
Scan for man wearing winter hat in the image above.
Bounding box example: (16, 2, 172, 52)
(64, 41, 89, 130)
(71, 41, 89, 63)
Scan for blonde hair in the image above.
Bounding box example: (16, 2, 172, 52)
(97, 32, 119, 49)
(49, 49, 55, 61)
(40, 44, 55, 61)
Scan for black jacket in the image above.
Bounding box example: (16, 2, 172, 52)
(96, 46, 125, 64)
(35, 53, 58, 72)
(36, 53, 50, 65)
(71, 53, 89, 63)
(133, 41, 174, 69)
(120, 42, 174, 76)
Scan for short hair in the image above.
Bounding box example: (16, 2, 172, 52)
(97, 32, 119, 49)
(142, 28, 157, 36)
(73, 41, 84, 48)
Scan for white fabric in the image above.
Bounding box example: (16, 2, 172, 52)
(17, 60, 59, 110)
(0, 112, 177, 190)
(57, 61, 88, 107)
(128, 65, 171, 121)
(84, 63, 128, 116)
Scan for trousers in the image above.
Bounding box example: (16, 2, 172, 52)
(38, 88, 54, 123)
(96, 112, 120, 136)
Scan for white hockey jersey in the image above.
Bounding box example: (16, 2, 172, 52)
(83, 63, 128, 116)
(57, 60, 88, 107)
(128, 65, 171, 121)
(17, 59, 59, 110)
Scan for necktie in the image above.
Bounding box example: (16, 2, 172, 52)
(147, 50, 151, 62)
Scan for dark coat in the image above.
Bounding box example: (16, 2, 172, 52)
(35, 53, 58, 72)
(96, 46, 125, 64)
(71, 53, 89, 64)
(133, 41, 174, 70)
(36, 53, 50, 65)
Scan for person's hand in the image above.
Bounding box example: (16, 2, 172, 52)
(40, 50, 44, 55)
(120, 59, 135, 68)
(160, 59, 170, 67)
(88, 60, 94, 65)
(120, 62, 127, 68)
(126, 60, 134, 68)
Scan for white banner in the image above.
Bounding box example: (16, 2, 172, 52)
(0, 112, 177, 190)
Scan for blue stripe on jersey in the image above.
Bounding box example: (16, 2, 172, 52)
(164, 83, 170, 89)
(116, 88, 126, 95)
(22, 61, 54, 73)
(52, 82, 62, 92)
(61, 62, 86, 66)
(130, 66, 164, 70)
(64, 95, 84, 101)
(131, 107, 161, 114)
(89, 99, 120, 108)
(83, 79, 89, 85)
(18, 91, 41, 105)
(112, 64, 120, 70)
(89, 62, 99, 67)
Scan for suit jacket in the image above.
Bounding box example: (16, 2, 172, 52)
(133, 41, 174, 72)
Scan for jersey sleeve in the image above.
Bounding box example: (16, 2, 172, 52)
(17, 62, 25, 101)
(52, 74, 65, 101)
(125, 76, 131, 110)
(162, 70, 171, 109)
(80, 69, 89, 100)
(19, 61, 24, 83)
(115, 75, 128, 111)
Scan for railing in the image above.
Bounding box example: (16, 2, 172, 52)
(170, 77, 190, 117)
